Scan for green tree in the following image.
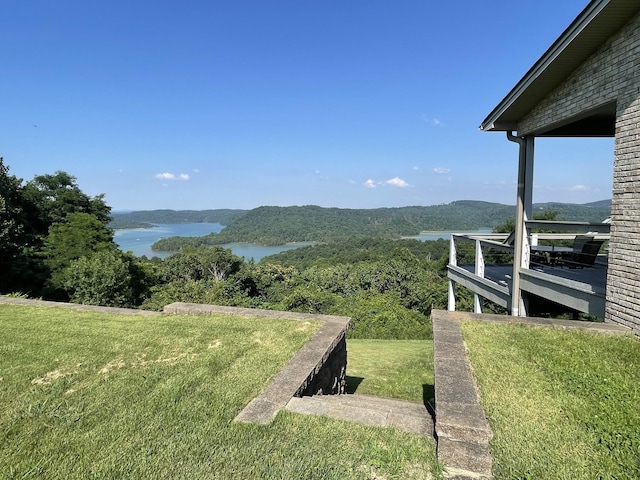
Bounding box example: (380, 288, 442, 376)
(0, 163, 112, 297)
(125, 253, 162, 306)
(23, 171, 110, 234)
(0, 159, 30, 292)
(140, 246, 247, 310)
(493, 209, 559, 233)
(332, 291, 432, 340)
(41, 212, 116, 295)
(238, 262, 299, 303)
(141, 279, 230, 311)
(493, 217, 516, 234)
(62, 251, 134, 307)
(279, 286, 342, 314)
(162, 246, 243, 282)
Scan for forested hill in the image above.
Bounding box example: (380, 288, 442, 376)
(145, 200, 611, 250)
(533, 200, 611, 215)
(213, 203, 508, 245)
(110, 209, 247, 229)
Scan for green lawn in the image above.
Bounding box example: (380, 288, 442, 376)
(461, 321, 640, 480)
(346, 339, 434, 405)
(0, 304, 438, 479)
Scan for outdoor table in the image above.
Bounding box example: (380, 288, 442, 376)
(530, 245, 573, 266)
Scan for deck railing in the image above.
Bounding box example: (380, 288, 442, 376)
(447, 221, 610, 314)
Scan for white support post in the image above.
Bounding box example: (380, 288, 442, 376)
(448, 235, 457, 311)
(508, 132, 534, 317)
(474, 238, 485, 313)
(448, 280, 456, 312)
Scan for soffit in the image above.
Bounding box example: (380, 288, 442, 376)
(480, 0, 640, 134)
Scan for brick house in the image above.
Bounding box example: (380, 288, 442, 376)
(447, 0, 640, 335)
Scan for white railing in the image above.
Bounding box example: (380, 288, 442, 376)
(447, 221, 610, 314)
(448, 234, 515, 312)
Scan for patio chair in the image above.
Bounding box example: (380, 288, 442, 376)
(557, 239, 604, 269)
(571, 235, 594, 253)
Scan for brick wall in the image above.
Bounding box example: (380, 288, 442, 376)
(519, 11, 640, 335)
(609, 94, 640, 334)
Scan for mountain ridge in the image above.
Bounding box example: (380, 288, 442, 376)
(110, 200, 612, 250)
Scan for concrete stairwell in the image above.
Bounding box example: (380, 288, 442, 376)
(286, 393, 434, 436)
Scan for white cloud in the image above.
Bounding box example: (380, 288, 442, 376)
(385, 177, 410, 188)
(570, 184, 588, 191)
(421, 114, 443, 126)
(434, 167, 451, 174)
(364, 177, 411, 188)
(155, 172, 190, 181)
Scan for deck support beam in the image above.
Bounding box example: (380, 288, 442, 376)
(507, 132, 534, 317)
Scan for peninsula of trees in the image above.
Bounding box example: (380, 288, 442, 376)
(109, 201, 612, 251)
(109, 209, 246, 229)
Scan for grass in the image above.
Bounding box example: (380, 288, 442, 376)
(345, 339, 434, 405)
(460, 321, 640, 479)
(0, 304, 439, 479)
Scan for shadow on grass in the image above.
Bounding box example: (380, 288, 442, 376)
(345, 376, 364, 394)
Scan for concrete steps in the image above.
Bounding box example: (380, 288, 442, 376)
(286, 393, 435, 437)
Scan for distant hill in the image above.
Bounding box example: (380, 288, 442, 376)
(581, 199, 612, 209)
(138, 200, 612, 250)
(531, 200, 611, 222)
(110, 209, 247, 229)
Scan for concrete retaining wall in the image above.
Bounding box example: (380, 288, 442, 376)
(163, 302, 351, 423)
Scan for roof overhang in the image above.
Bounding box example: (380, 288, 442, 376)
(480, 0, 640, 136)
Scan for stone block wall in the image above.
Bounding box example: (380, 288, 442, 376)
(517, 11, 640, 335)
(296, 335, 347, 396)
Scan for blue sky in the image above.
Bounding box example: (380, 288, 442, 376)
(2, 0, 613, 210)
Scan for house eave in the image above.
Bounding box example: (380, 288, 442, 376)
(480, 0, 640, 134)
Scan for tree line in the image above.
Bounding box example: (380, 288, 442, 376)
(1, 160, 605, 338)
(109, 209, 246, 229)
(1, 160, 470, 338)
(146, 201, 612, 251)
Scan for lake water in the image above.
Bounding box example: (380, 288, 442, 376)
(411, 228, 493, 241)
(113, 223, 312, 262)
(114, 223, 493, 262)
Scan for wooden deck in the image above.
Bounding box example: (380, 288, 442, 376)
(449, 259, 607, 317)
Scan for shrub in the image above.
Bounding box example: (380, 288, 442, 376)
(279, 286, 342, 314)
(333, 291, 432, 340)
(61, 250, 134, 307)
